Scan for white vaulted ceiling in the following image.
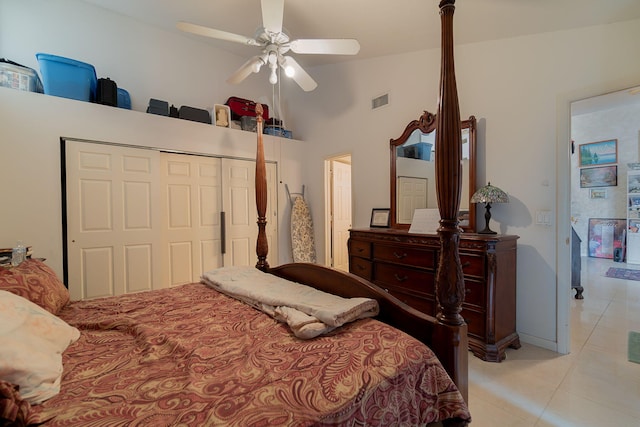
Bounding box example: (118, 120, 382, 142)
(81, 0, 640, 68)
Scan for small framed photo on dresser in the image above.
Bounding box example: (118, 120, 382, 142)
(370, 208, 390, 228)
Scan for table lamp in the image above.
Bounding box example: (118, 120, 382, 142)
(470, 182, 509, 234)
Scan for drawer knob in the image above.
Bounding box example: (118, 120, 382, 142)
(357, 264, 366, 271)
(393, 251, 407, 259)
(462, 261, 471, 268)
(393, 273, 408, 282)
(357, 247, 364, 253)
(465, 288, 471, 294)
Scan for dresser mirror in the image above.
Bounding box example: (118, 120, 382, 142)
(390, 110, 477, 232)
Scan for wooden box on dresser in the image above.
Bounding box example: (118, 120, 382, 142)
(348, 228, 520, 362)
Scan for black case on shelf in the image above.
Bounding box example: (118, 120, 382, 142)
(96, 77, 118, 106)
(146, 98, 169, 116)
(178, 106, 211, 124)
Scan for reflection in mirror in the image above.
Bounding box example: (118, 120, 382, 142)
(390, 111, 476, 232)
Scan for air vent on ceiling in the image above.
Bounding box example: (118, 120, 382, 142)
(371, 93, 389, 110)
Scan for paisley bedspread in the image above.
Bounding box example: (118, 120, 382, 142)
(33, 282, 470, 426)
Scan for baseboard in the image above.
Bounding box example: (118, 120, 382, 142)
(518, 332, 559, 353)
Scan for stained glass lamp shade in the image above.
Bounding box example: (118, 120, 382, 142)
(470, 182, 509, 234)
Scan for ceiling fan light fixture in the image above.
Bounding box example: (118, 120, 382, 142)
(284, 65, 295, 77)
(177, 0, 357, 91)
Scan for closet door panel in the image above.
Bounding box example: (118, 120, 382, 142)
(161, 153, 222, 286)
(65, 141, 162, 300)
(222, 159, 278, 267)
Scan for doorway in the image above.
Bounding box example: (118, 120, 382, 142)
(566, 85, 640, 351)
(325, 154, 352, 271)
(570, 88, 640, 260)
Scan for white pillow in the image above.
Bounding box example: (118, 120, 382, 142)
(0, 290, 80, 404)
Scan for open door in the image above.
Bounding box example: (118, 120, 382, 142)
(328, 155, 352, 271)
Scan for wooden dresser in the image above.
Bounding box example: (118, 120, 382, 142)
(348, 228, 520, 362)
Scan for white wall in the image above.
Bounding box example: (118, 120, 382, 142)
(0, 0, 275, 113)
(3, 0, 640, 352)
(284, 19, 640, 350)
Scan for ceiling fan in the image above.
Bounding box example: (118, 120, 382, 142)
(177, 0, 360, 92)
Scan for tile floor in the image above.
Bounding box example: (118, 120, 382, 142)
(466, 257, 640, 426)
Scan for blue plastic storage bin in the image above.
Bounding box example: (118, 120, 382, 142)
(117, 88, 131, 109)
(35, 53, 97, 102)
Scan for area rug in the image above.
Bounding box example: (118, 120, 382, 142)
(629, 331, 640, 364)
(605, 267, 640, 281)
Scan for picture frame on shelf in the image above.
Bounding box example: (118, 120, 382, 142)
(628, 173, 640, 193)
(580, 165, 617, 188)
(214, 104, 230, 128)
(629, 195, 640, 209)
(579, 139, 617, 166)
(370, 208, 391, 228)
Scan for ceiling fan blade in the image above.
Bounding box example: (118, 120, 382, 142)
(261, 0, 284, 35)
(290, 39, 360, 55)
(227, 56, 263, 85)
(177, 21, 260, 46)
(281, 56, 317, 92)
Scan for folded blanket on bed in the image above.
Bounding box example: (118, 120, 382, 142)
(201, 266, 379, 339)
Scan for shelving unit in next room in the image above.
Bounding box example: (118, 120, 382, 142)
(626, 163, 640, 264)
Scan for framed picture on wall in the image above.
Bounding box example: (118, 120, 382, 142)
(579, 139, 617, 166)
(589, 188, 607, 199)
(579, 165, 617, 188)
(587, 218, 626, 259)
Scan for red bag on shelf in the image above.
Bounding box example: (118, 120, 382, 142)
(225, 96, 269, 121)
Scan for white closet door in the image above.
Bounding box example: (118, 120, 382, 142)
(66, 142, 278, 300)
(222, 159, 278, 267)
(160, 153, 222, 287)
(65, 141, 162, 300)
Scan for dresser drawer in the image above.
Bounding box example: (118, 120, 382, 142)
(463, 278, 486, 308)
(349, 239, 371, 258)
(462, 307, 486, 340)
(374, 263, 435, 296)
(383, 285, 436, 316)
(349, 256, 372, 280)
(460, 253, 485, 278)
(373, 244, 436, 269)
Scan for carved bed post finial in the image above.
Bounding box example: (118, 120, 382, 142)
(435, 0, 465, 326)
(255, 103, 269, 271)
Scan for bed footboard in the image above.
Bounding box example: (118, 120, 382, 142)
(268, 263, 468, 400)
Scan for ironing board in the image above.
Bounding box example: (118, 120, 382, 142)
(288, 186, 317, 263)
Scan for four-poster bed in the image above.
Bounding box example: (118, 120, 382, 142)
(1, 1, 472, 426)
(251, 0, 469, 410)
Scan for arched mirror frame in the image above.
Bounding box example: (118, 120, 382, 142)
(389, 110, 477, 232)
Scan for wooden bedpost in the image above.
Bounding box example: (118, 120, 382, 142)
(255, 104, 269, 271)
(434, 0, 469, 402)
